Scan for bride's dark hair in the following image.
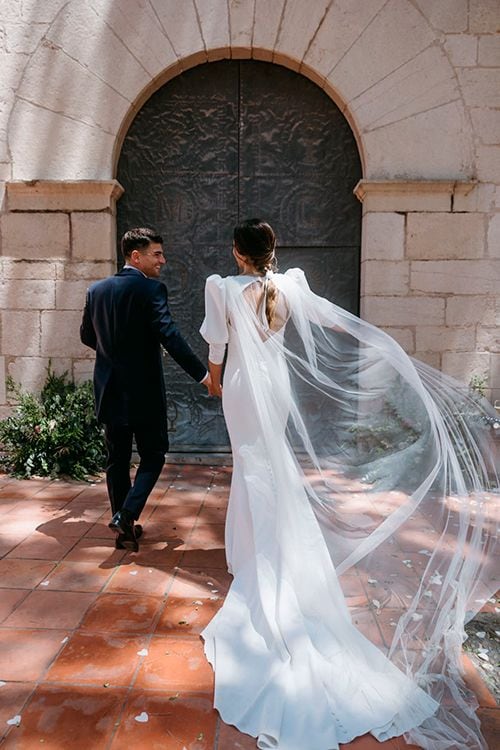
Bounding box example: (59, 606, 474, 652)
(233, 218, 278, 327)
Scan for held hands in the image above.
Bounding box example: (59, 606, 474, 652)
(209, 379, 223, 398)
(203, 372, 222, 398)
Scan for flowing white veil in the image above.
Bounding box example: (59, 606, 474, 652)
(209, 267, 499, 750)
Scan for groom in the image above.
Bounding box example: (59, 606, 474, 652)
(80, 227, 210, 551)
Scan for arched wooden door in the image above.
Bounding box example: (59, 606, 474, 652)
(117, 61, 362, 451)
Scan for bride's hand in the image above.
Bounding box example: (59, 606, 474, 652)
(207, 361, 223, 397)
(209, 380, 222, 398)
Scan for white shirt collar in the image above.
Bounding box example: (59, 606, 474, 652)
(123, 264, 147, 278)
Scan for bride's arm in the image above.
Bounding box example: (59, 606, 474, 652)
(208, 359, 223, 398)
(200, 275, 228, 398)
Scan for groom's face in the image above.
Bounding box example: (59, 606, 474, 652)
(134, 243, 166, 278)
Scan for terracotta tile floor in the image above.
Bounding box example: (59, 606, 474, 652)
(0, 464, 497, 750)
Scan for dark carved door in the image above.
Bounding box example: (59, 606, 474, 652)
(117, 61, 361, 451)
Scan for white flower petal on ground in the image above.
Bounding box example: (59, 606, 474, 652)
(134, 712, 149, 723)
(137, 649, 148, 657)
(6, 716, 21, 726)
(429, 572, 443, 586)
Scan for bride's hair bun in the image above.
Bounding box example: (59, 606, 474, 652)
(233, 218, 276, 272)
(234, 219, 278, 326)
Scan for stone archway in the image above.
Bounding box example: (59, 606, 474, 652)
(2, 0, 493, 413)
(117, 60, 362, 450)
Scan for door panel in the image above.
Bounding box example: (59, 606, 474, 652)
(117, 61, 362, 450)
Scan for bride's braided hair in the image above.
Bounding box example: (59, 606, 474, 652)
(233, 219, 278, 327)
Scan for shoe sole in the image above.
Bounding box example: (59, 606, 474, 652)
(121, 541, 139, 552)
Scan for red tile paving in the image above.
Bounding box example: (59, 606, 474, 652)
(0, 558, 56, 589)
(155, 596, 223, 636)
(79, 593, 164, 635)
(134, 636, 214, 692)
(1, 684, 127, 749)
(0, 464, 497, 749)
(35, 561, 115, 593)
(2, 590, 96, 630)
(46, 632, 149, 686)
(0, 629, 69, 680)
(110, 691, 217, 749)
(0, 589, 30, 623)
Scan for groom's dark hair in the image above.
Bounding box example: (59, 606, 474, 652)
(121, 227, 163, 259)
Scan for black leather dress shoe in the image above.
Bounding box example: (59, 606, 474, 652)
(109, 511, 138, 552)
(109, 510, 131, 534)
(115, 524, 143, 550)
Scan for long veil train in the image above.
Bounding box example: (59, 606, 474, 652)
(201, 268, 499, 750)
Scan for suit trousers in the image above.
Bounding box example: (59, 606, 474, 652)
(104, 422, 169, 521)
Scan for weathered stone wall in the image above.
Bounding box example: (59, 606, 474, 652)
(357, 179, 500, 400)
(0, 0, 499, 408)
(0, 182, 121, 411)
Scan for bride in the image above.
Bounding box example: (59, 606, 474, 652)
(199, 218, 499, 750)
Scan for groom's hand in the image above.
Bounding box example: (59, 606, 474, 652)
(203, 372, 217, 396)
(203, 372, 222, 397)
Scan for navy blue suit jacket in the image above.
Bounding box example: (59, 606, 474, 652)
(80, 267, 206, 425)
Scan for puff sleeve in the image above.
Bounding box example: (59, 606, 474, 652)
(200, 274, 229, 365)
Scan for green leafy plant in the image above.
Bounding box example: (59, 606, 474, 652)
(0, 366, 105, 480)
(468, 373, 488, 399)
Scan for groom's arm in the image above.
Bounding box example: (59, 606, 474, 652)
(150, 283, 207, 383)
(80, 291, 97, 350)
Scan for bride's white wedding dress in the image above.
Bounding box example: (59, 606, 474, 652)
(200, 269, 498, 750)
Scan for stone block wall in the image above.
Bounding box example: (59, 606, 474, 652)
(358, 180, 500, 401)
(0, 182, 121, 411)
